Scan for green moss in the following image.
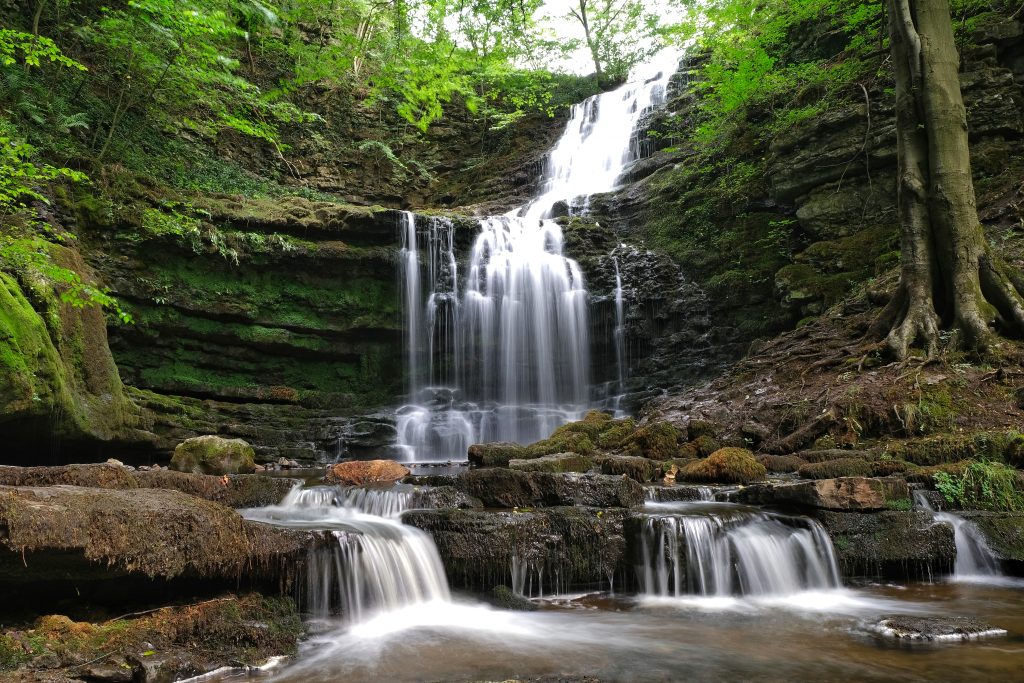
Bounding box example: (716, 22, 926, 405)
(870, 459, 915, 477)
(509, 452, 594, 473)
(0, 634, 31, 671)
(687, 419, 718, 440)
(690, 434, 721, 458)
(622, 421, 685, 461)
(758, 454, 805, 473)
(548, 410, 614, 441)
(933, 460, 1024, 512)
(682, 447, 767, 484)
(596, 417, 638, 449)
(883, 431, 1021, 466)
(798, 458, 872, 480)
(527, 431, 596, 457)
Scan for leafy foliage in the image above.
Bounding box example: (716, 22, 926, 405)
(934, 460, 1024, 512)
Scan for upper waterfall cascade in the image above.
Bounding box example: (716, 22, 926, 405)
(397, 53, 680, 461)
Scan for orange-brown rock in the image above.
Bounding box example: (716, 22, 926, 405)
(325, 460, 410, 486)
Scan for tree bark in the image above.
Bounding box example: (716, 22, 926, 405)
(877, 0, 1024, 356)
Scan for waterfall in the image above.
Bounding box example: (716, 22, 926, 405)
(397, 53, 680, 461)
(913, 491, 1001, 579)
(243, 486, 451, 622)
(613, 254, 627, 393)
(638, 504, 841, 597)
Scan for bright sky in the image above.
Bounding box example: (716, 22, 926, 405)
(535, 0, 685, 75)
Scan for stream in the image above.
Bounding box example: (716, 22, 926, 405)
(213, 486, 1024, 683)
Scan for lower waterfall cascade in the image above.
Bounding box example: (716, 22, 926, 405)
(913, 491, 1002, 580)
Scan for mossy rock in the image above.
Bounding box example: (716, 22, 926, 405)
(596, 417, 638, 450)
(527, 431, 596, 457)
(509, 452, 594, 474)
(170, 435, 256, 475)
(690, 434, 721, 458)
(758, 454, 805, 473)
(682, 447, 767, 484)
(594, 454, 659, 483)
(622, 421, 684, 461)
(869, 460, 916, 477)
(468, 442, 529, 467)
(882, 432, 1021, 467)
(548, 410, 614, 441)
(687, 419, 718, 440)
(798, 458, 873, 480)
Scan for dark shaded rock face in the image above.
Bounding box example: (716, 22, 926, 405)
(451, 470, 644, 509)
(814, 510, 955, 579)
(403, 507, 629, 593)
(737, 477, 910, 511)
(961, 512, 1024, 571)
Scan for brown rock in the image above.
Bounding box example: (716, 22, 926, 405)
(737, 477, 909, 511)
(326, 460, 410, 486)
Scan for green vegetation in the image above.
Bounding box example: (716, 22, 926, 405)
(798, 458, 873, 480)
(934, 460, 1024, 512)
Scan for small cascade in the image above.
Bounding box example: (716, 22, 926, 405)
(395, 53, 681, 461)
(612, 255, 627, 393)
(639, 503, 841, 597)
(913, 491, 1001, 579)
(243, 486, 450, 622)
(645, 486, 713, 503)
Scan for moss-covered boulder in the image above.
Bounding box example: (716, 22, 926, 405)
(594, 454, 660, 483)
(758, 454, 805, 473)
(689, 434, 721, 458)
(798, 458, 873, 480)
(468, 442, 529, 467)
(682, 448, 766, 484)
(509, 452, 594, 473)
(171, 435, 256, 475)
(0, 259, 145, 462)
(621, 421, 684, 460)
(596, 417, 638, 450)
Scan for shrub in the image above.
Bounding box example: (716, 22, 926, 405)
(797, 458, 872, 480)
(933, 460, 1024, 512)
(758, 454, 804, 473)
(622, 421, 684, 461)
(682, 447, 766, 484)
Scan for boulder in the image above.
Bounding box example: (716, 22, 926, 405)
(0, 485, 324, 583)
(871, 616, 1007, 641)
(171, 436, 256, 475)
(0, 464, 136, 489)
(404, 507, 629, 592)
(594, 454, 660, 483)
(738, 477, 909, 511)
(409, 485, 483, 510)
(326, 460, 410, 486)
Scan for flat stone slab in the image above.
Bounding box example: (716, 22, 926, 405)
(738, 476, 909, 511)
(871, 615, 1007, 641)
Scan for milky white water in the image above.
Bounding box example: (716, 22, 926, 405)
(395, 53, 679, 462)
(913, 491, 1005, 583)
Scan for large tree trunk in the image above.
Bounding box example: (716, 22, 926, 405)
(873, 0, 1024, 357)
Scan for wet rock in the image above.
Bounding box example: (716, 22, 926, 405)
(404, 507, 629, 592)
(171, 435, 256, 475)
(345, 420, 398, 449)
(509, 452, 594, 473)
(325, 460, 410, 486)
(644, 485, 714, 502)
(467, 442, 528, 467)
(487, 585, 539, 611)
(452, 469, 644, 508)
(738, 477, 909, 511)
(410, 485, 483, 510)
(0, 486, 323, 583)
(814, 510, 955, 579)
(740, 421, 772, 445)
(871, 615, 1007, 641)
(960, 512, 1024, 564)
